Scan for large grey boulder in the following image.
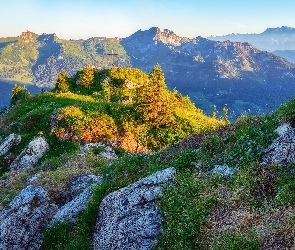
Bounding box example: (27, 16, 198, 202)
(10, 136, 49, 170)
(0, 133, 21, 156)
(93, 167, 176, 250)
(261, 124, 295, 165)
(0, 185, 58, 250)
(50, 175, 103, 226)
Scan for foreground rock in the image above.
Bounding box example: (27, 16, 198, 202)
(261, 124, 295, 165)
(209, 164, 237, 178)
(0, 185, 58, 250)
(50, 175, 103, 226)
(80, 143, 118, 160)
(10, 136, 49, 170)
(93, 167, 176, 250)
(0, 133, 21, 156)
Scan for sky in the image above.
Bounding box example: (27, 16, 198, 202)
(2, 0, 295, 40)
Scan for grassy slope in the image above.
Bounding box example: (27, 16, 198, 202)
(1, 69, 295, 249)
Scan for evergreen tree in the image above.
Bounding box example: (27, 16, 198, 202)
(79, 65, 94, 87)
(55, 70, 69, 92)
(10, 84, 30, 106)
(135, 65, 174, 126)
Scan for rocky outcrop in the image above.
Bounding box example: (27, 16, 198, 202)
(209, 164, 237, 178)
(70, 174, 104, 197)
(0, 185, 58, 250)
(50, 175, 103, 226)
(261, 124, 295, 165)
(79, 143, 118, 160)
(10, 136, 49, 170)
(93, 167, 176, 250)
(0, 134, 21, 156)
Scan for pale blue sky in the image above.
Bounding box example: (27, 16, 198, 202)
(2, 0, 295, 39)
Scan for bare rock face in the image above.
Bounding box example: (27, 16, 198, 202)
(93, 167, 176, 250)
(261, 124, 295, 165)
(10, 136, 49, 170)
(49, 175, 103, 226)
(0, 185, 58, 250)
(0, 134, 21, 156)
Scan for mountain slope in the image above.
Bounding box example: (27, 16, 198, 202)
(2, 28, 295, 118)
(209, 26, 295, 52)
(1, 66, 295, 249)
(122, 27, 295, 117)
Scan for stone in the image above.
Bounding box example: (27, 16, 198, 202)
(0, 185, 58, 250)
(49, 175, 103, 226)
(261, 126, 295, 165)
(93, 167, 176, 250)
(70, 174, 104, 198)
(10, 136, 49, 170)
(274, 123, 293, 136)
(99, 146, 118, 160)
(0, 133, 21, 156)
(79, 143, 118, 160)
(210, 164, 237, 178)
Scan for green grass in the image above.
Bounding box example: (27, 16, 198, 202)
(2, 68, 295, 249)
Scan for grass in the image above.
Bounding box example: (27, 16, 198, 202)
(1, 70, 295, 249)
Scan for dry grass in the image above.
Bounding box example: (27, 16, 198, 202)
(203, 185, 295, 249)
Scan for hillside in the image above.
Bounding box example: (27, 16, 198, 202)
(122, 27, 295, 117)
(1, 29, 295, 118)
(1, 66, 295, 249)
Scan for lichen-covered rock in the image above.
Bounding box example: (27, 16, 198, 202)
(274, 123, 294, 136)
(210, 164, 237, 178)
(261, 125, 295, 165)
(0, 133, 21, 156)
(70, 174, 104, 198)
(99, 146, 118, 160)
(93, 167, 176, 250)
(0, 185, 58, 250)
(10, 136, 49, 170)
(49, 175, 103, 226)
(79, 143, 118, 160)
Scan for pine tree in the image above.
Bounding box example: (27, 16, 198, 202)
(55, 70, 69, 92)
(79, 65, 94, 87)
(135, 65, 174, 126)
(10, 84, 30, 106)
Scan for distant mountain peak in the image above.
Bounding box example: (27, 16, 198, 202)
(19, 30, 37, 43)
(262, 26, 295, 34)
(154, 28, 184, 46)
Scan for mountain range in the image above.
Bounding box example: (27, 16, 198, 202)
(209, 26, 295, 63)
(1, 27, 295, 118)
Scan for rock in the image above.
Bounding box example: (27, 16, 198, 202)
(261, 126, 295, 165)
(79, 142, 104, 154)
(0, 185, 58, 250)
(50, 175, 103, 226)
(93, 167, 176, 250)
(0, 133, 21, 156)
(27, 173, 42, 184)
(10, 136, 49, 170)
(210, 164, 237, 178)
(99, 146, 118, 160)
(70, 174, 104, 198)
(274, 123, 293, 136)
(79, 143, 118, 160)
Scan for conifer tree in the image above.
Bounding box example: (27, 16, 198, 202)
(135, 65, 174, 126)
(55, 70, 69, 92)
(79, 65, 94, 87)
